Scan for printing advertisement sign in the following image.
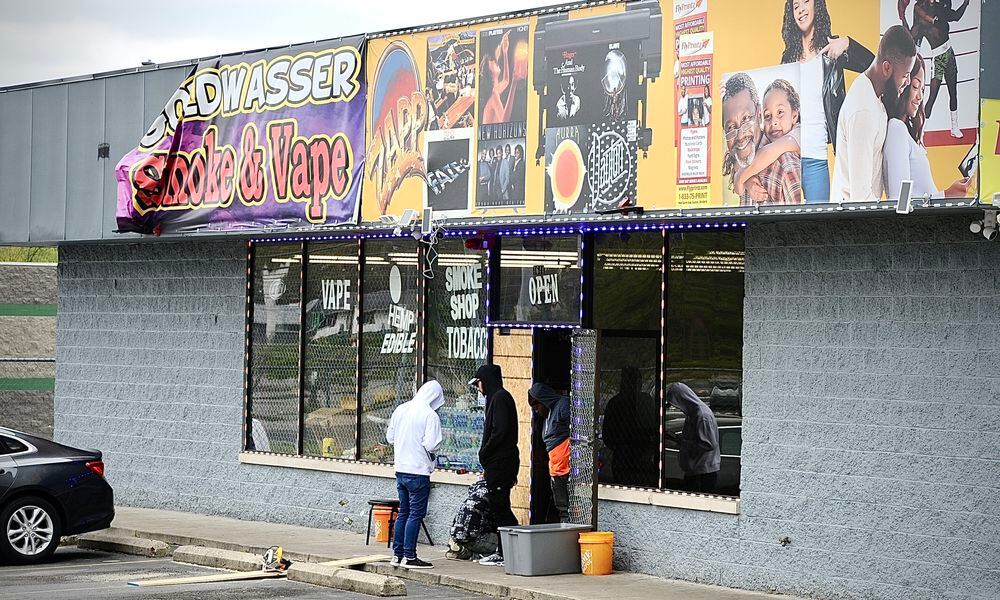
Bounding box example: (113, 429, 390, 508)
(115, 36, 366, 234)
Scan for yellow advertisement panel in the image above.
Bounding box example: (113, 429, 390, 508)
(982, 99, 1000, 204)
(363, 0, 981, 221)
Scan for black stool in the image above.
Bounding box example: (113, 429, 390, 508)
(366, 499, 434, 547)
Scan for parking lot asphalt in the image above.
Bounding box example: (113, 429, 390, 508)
(0, 546, 491, 600)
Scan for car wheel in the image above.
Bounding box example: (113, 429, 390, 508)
(0, 496, 62, 565)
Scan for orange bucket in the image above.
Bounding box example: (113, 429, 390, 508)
(578, 531, 614, 575)
(373, 507, 394, 543)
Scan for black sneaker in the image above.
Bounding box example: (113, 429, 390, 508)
(401, 557, 434, 569)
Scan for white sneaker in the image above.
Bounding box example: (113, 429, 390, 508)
(478, 552, 504, 566)
(390, 555, 402, 566)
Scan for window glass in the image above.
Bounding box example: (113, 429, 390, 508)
(494, 236, 581, 325)
(425, 239, 488, 471)
(248, 244, 302, 455)
(593, 232, 662, 331)
(596, 335, 660, 488)
(359, 240, 419, 463)
(302, 242, 360, 459)
(0, 436, 28, 454)
(664, 231, 744, 496)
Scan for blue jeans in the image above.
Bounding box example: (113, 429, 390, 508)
(393, 473, 430, 559)
(802, 157, 830, 203)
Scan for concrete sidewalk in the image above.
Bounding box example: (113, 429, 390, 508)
(106, 506, 796, 600)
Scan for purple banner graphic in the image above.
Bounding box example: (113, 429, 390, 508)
(115, 36, 367, 235)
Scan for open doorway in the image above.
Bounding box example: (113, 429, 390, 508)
(528, 328, 571, 524)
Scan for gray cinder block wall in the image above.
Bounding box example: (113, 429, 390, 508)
(53, 241, 465, 542)
(55, 215, 1000, 600)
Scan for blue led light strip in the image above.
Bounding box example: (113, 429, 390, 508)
(250, 221, 748, 245)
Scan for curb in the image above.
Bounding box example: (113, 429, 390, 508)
(173, 545, 261, 571)
(368, 562, 574, 600)
(103, 526, 336, 565)
(103, 526, 580, 600)
(289, 563, 406, 597)
(77, 531, 170, 558)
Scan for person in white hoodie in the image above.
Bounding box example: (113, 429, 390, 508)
(386, 380, 445, 569)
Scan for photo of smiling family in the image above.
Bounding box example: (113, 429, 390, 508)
(718, 0, 979, 207)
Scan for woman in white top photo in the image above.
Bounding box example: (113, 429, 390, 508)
(780, 0, 874, 203)
(883, 56, 970, 200)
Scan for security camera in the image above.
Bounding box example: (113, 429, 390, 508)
(984, 211, 998, 241)
(970, 221, 983, 234)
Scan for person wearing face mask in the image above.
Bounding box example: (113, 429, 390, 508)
(386, 380, 445, 570)
(468, 364, 519, 567)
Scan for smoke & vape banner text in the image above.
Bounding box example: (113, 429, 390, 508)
(115, 36, 367, 234)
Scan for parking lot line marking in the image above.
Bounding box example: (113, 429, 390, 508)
(2, 558, 170, 573)
(20, 585, 129, 596)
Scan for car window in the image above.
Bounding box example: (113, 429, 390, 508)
(719, 427, 742, 456)
(0, 436, 29, 454)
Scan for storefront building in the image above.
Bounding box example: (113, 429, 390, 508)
(2, 1, 999, 599)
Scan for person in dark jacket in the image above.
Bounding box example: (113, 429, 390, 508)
(602, 367, 658, 487)
(469, 364, 518, 567)
(665, 382, 720, 493)
(779, 0, 874, 202)
(527, 383, 571, 522)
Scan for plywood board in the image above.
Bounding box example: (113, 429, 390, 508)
(128, 571, 285, 587)
(318, 555, 391, 568)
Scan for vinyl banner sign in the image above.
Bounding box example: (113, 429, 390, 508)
(116, 1, 984, 234)
(365, 0, 981, 222)
(115, 36, 366, 234)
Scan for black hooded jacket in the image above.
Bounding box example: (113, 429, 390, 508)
(475, 364, 519, 470)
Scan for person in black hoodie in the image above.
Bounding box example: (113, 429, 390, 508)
(469, 364, 518, 567)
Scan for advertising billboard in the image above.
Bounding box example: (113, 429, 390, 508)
(365, 0, 981, 223)
(115, 36, 367, 234)
(115, 0, 984, 234)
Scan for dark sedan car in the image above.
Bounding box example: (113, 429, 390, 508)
(0, 428, 114, 564)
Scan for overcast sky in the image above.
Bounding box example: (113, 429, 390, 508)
(0, 0, 566, 87)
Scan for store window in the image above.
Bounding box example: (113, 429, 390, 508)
(302, 242, 360, 459)
(247, 244, 302, 455)
(493, 235, 582, 325)
(664, 231, 744, 497)
(425, 240, 489, 471)
(592, 232, 662, 487)
(359, 239, 419, 463)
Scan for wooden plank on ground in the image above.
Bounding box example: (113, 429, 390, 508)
(317, 554, 391, 568)
(127, 570, 285, 587)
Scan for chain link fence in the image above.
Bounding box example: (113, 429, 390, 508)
(302, 241, 360, 459)
(568, 329, 597, 527)
(424, 239, 487, 471)
(247, 243, 302, 454)
(358, 239, 419, 463)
